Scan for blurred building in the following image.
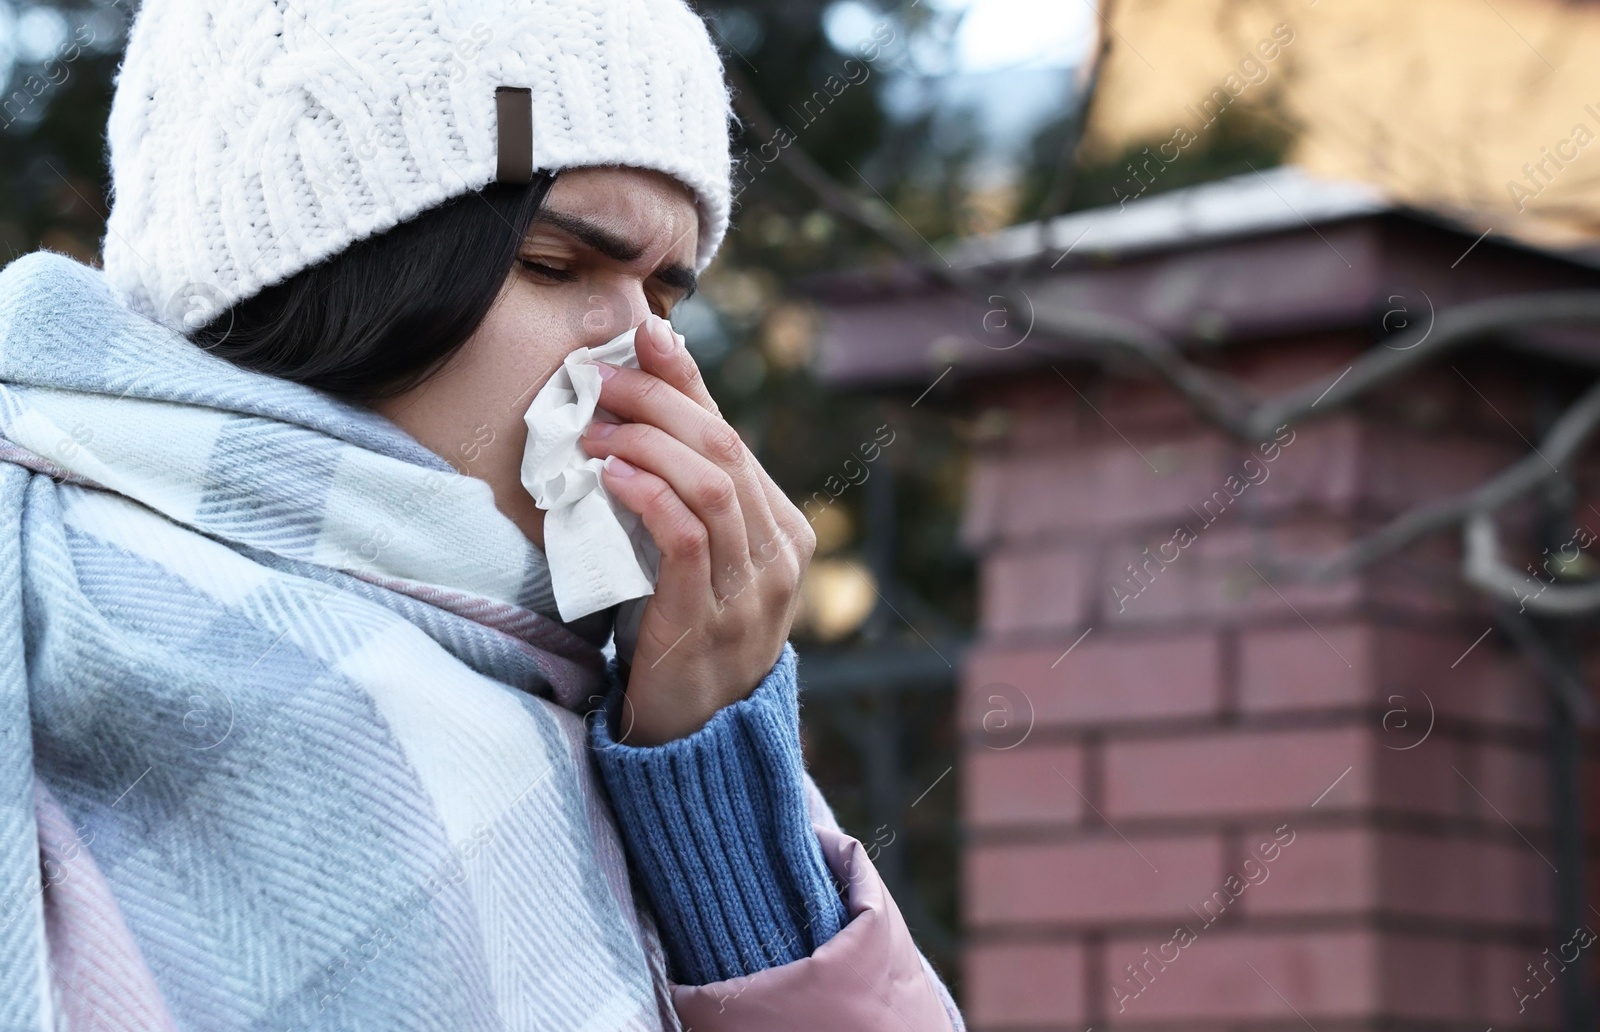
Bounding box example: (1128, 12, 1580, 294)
(1087, 0, 1600, 249)
(806, 166, 1600, 1030)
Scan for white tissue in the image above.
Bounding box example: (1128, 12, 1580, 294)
(520, 328, 661, 651)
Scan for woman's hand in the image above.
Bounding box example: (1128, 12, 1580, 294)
(579, 314, 815, 745)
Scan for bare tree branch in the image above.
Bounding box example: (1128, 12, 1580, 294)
(1494, 603, 1598, 723)
(1021, 306, 1257, 435)
(1012, 0, 1116, 289)
(1464, 512, 1600, 618)
(739, 65, 1600, 459)
(1247, 292, 1600, 439)
(727, 64, 966, 279)
(1026, 291, 1600, 453)
(727, 25, 1600, 608)
(1305, 376, 1600, 579)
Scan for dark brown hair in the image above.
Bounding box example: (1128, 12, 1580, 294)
(191, 174, 557, 403)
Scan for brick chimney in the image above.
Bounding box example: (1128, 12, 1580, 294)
(803, 170, 1600, 1030)
(958, 353, 1576, 1029)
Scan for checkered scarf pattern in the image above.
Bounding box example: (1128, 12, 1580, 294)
(0, 250, 688, 1030)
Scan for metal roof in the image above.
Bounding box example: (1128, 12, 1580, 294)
(950, 166, 1393, 270)
(806, 166, 1600, 388)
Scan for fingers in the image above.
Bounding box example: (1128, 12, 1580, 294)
(592, 359, 778, 542)
(592, 360, 740, 479)
(633, 314, 718, 416)
(598, 457, 710, 615)
(597, 319, 803, 603)
(751, 461, 817, 567)
(583, 420, 751, 597)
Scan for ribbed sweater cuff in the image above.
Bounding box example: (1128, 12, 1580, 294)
(587, 642, 849, 986)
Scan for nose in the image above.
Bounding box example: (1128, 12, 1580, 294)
(581, 277, 653, 345)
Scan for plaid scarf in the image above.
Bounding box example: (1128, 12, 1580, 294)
(0, 251, 684, 1030)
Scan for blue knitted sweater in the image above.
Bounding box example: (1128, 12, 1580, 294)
(587, 643, 850, 985)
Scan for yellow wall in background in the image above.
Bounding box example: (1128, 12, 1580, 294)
(1086, 0, 1600, 246)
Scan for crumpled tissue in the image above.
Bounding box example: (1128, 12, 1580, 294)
(520, 326, 662, 663)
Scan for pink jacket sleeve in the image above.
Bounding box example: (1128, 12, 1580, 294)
(670, 823, 964, 1031)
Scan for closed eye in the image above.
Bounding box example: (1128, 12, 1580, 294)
(517, 259, 578, 283)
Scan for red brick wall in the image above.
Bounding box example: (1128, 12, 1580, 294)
(958, 340, 1595, 1030)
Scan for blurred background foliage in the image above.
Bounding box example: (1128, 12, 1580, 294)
(0, 0, 1294, 641)
(0, 0, 1297, 992)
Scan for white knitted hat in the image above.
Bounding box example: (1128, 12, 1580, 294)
(101, 0, 733, 334)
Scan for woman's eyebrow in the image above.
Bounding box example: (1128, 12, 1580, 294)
(533, 210, 646, 261)
(530, 210, 697, 297)
(655, 264, 697, 299)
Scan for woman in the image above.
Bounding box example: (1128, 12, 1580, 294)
(0, 0, 964, 1029)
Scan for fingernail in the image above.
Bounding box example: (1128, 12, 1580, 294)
(646, 314, 675, 356)
(590, 362, 618, 381)
(584, 421, 617, 439)
(603, 455, 637, 477)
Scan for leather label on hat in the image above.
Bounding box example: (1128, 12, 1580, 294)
(495, 87, 533, 184)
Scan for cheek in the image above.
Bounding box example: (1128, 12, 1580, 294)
(473, 281, 586, 397)
(423, 272, 647, 456)
(404, 283, 578, 470)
